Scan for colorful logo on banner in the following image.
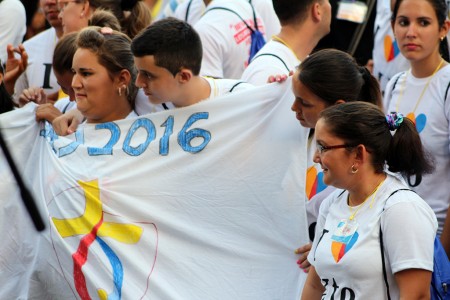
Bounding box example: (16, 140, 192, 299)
(384, 35, 401, 62)
(406, 112, 427, 133)
(51, 180, 157, 299)
(306, 166, 327, 200)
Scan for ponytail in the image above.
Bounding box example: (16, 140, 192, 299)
(358, 66, 383, 108)
(440, 36, 450, 63)
(386, 114, 434, 186)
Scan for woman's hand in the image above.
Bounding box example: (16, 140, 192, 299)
(52, 108, 83, 136)
(267, 70, 294, 83)
(4, 44, 28, 95)
(295, 243, 312, 273)
(19, 86, 47, 107)
(36, 103, 62, 123)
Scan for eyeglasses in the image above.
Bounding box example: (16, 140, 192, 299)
(316, 144, 356, 154)
(57, 0, 84, 12)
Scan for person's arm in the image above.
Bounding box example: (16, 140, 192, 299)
(440, 206, 450, 258)
(394, 268, 432, 300)
(4, 44, 28, 96)
(301, 266, 324, 300)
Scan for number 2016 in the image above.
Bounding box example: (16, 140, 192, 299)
(56, 112, 211, 157)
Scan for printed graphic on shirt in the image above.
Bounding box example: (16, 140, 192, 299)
(384, 35, 401, 62)
(330, 220, 359, 263)
(306, 166, 327, 200)
(406, 112, 426, 133)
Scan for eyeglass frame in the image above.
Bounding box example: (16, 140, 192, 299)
(57, 0, 84, 12)
(316, 143, 357, 154)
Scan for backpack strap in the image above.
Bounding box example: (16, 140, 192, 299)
(379, 188, 414, 300)
(205, 1, 258, 34)
(389, 71, 405, 97)
(184, 0, 194, 22)
(444, 81, 450, 103)
(251, 53, 290, 73)
(229, 81, 246, 92)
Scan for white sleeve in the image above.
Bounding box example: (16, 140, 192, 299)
(381, 197, 437, 273)
(241, 56, 291, 86)
(0, 0, 26, 61)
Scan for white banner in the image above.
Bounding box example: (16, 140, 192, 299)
(0, 80, 309, 300)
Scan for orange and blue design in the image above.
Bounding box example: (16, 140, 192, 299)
(384, 35, 401, 62)
(306, 166, 327, 200)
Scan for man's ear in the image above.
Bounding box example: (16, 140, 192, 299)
(177, 68, 193, 83)
(311, 1, 323, 23)
(81, 0, 91, 18)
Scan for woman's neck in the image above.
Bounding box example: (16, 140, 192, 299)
(347, 173, 387, 206)
(410, 53, 445, 78)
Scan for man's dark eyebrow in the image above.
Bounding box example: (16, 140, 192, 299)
(139, 69, 155, 78)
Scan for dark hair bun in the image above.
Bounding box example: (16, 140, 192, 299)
(121, 0, 139, 11)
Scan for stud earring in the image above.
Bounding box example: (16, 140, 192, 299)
(440, 36, 445, 42)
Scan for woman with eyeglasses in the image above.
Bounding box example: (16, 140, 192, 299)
(301, 101, 436, 299)
(290, 48, 382, 272)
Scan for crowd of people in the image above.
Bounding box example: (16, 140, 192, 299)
(0, 0, 449, 299)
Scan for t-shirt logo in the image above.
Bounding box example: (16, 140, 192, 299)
(384, 35, 401, 62)
(406, 112, 427, 133)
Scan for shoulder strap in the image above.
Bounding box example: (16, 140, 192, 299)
(184, 0, 194, 22)
(444, 81, 450, 103)
(390, 71, 405, 96)
(206, 7, 254, 32)
(379, 188, 414, 300)
(204, 1, 259, 33)
(229, 81, 246, 92)
(251, 53, 290, 73)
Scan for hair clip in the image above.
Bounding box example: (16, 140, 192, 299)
(385, 112, 404, 131)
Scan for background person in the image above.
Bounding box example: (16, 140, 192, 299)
(302, 101, 436, 299)
(291, 48, 382, 271)
(384, 0, 450, 246)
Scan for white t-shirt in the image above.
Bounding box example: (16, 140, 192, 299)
(241, 39, 300, 86)
(134, 77, 253, 115)
(372, 0, 409, 96)
(195, 0, 274, 79)
(384, 64, 450, 235)
(173, 0, 205, 24)
(53, 97, 76, 114)
(0, 0, 26, 62)
(157, 0, 186, 20)
(13, 28, 60, 103)
(308, 174, 437, 300)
